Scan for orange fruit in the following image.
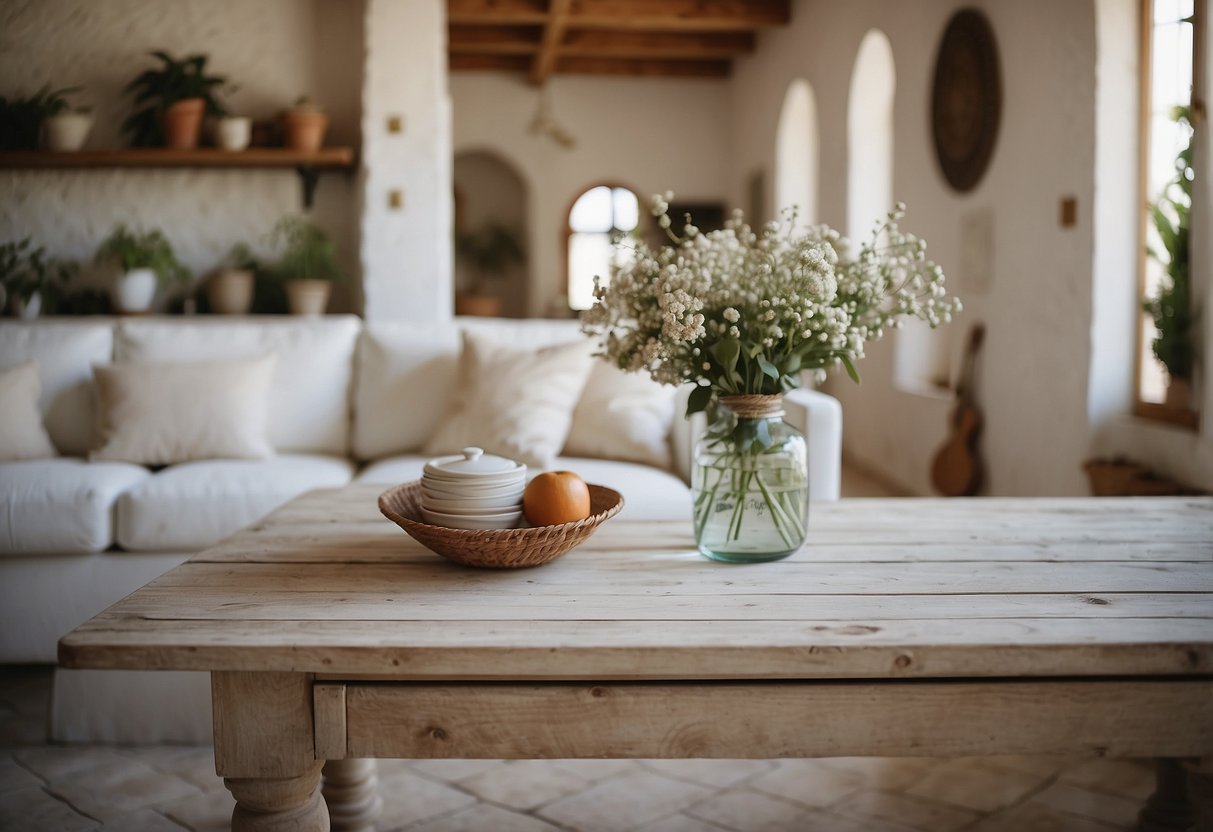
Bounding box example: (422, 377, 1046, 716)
(523, 471, 591, 526)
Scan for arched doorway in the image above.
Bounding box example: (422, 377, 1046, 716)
(452, 150, 529, 317)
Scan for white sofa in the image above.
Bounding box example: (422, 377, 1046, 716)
(0, 314, 842, 742)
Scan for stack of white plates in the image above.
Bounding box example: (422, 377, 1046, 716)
(420, 447, 526, 530)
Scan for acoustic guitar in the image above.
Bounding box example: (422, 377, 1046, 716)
(931, 323, 985, 497)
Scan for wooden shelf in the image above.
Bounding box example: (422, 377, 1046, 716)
(0, 147, 355, 169)
(0, 147, 357, 208)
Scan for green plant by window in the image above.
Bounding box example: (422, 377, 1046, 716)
(0, 237, 76, 312)
(455, 223, 526, 295)
(0, 85, 84, 150)
(1144, 105, 1194, 385)
(122, 51, 227, 147)
(95, 225, 189, 288)
(269, 217, 345, 282)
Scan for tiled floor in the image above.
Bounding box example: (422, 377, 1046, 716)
(0, 466, 1161, 831)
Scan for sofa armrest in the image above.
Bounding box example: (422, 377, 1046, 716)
(669, 386, 842, 500)
(783, 387, 842, 501)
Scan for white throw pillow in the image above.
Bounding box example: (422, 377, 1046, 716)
(0, 362, 58, 462)
(565, 361, 676, 470)
(91, 354, 277, 466)
(423, 332, 593, 469)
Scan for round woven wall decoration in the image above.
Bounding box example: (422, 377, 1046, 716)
(931, 8, 1002, 192)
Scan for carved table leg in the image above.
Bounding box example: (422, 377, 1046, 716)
(227, 765, 328, 832)
(1139, 759, 1194, 832)
(322, 759, 382, 832)
(1189, 758, 1213, 832)
(212, 672, 330, 832)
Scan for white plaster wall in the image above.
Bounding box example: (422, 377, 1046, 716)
(451, 73, 733, 317)
(730, 0, 1100, 496)
(360, 0, 452, 323)
(0, 0, 362, 306)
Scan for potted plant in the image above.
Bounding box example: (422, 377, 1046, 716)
(207, 243, 257, 314)
(212, 84, 251, 152)
(42, 87, 93, 151)
(95, 225, 189, 313)
(269, 217, 344, 315)
(453, 222, 526, 317)
(282, 96, 328, 152)
(1144, 106, 1195, 411)
(0, 85, 83, 151)
(0, 237, 74, 319)
(123, 51, 226, 149)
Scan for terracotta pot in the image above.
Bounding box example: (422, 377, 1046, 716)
(1164, 378, 1193, 412)
(454, 293, 502, 317)
(162, 98, 206, 150)
(44, 112, 94, 151)
(208, 269, 253, 315)
(282, 110, 329, 152)
(285, 280, 330, 316)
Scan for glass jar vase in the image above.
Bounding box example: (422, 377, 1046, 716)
(691, 394, 809, 563)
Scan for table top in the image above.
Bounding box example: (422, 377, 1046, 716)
(60, 486, 1213, 681)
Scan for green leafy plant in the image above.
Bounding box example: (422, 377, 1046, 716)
(95, 225, 189, 288)
(455, 222, 526, 295)
(0, 237, 76, 312)
(1144, 105, 1194, 385)
(269, 217, 345, 282)
(122, 51, 227, 146)
(0, 85, 83, 150)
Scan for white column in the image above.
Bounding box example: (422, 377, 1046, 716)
(360, 0, 453, 322)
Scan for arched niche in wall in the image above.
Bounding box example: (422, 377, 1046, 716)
(774, 78, 819, 227)
(847, 29, 949, 392)
(452, 150, 530, 318)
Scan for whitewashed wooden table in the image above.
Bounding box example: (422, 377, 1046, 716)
(61, 486, 1213, 832)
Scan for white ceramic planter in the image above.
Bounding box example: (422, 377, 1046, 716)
(11, 292, 42, 320)
(208, 268, 253, 314)
(44, 112, 93, 151)
(215, 117, 251, 151)
(285, 280, 331, 316)
(113, 268, 158, 313)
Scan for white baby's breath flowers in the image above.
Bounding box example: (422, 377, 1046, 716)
(581, 195, 959, 412)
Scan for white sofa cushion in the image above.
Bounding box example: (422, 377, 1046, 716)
(92, 355, 276, 465)
(116, 317, 359, 455)
(354, 318, 587, 461)
(565, 362, 677, 469)
(116, 454, 355, 552)
(357, 454, 692, 522)
(0, 459, 149, 554)
(423, 332, 594, 469)
(0, 320, 113, 455)
(0, 363, 58, 461)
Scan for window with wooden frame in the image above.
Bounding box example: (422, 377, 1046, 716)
(566, 184, 640, 311)
(1137, 0, 1205, 428)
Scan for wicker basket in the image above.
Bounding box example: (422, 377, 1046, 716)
(378, 480, 624, 568)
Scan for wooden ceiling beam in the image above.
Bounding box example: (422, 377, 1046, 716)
(450, 54, 533, 72)
(448, 0, 790, 30)
(560, 29, 754, 60)
(556, 56, 731, 78)
(448, 0, 548, 25)
(530, 0, 573, 85)
(449, 25, 541, 55)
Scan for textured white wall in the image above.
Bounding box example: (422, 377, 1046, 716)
(0, 0, 363, 307)
(730, 0, 1101, 496)
(360, 0, 452, 323)
(451, 73, 733, 317)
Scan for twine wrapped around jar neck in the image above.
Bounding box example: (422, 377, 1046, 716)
(718, 394, 785, 419)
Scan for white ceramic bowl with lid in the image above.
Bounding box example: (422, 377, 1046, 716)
(419, 447, 525, 530)
(424, 447, 525, 484)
